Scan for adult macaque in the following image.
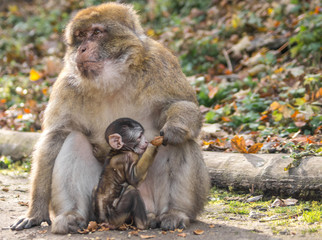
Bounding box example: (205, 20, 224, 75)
(11, 2, 210, 234)
(92, 118, 162, 230)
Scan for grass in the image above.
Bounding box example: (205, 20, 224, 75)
(205, 187, 322, 236)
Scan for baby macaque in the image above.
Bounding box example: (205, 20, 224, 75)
(92, 118, 163, 229)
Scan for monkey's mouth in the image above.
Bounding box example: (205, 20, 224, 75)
(77, 61, 104, 77)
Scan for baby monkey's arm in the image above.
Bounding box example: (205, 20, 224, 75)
(133, 136, 164, 183)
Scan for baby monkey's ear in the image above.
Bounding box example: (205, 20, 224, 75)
(108, 133, 124, 150)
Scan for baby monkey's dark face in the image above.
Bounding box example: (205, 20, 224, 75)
(105, 118, 149, 155)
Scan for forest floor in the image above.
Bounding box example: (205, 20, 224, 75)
(1, 173, 321, 240)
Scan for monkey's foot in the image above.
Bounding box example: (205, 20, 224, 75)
(147, 213, 159, 229)
(158, 210, 189, 231)
(51, 211, 87, 234)
(11, 215, 51, 231)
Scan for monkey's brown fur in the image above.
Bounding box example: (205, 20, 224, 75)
(93, 146, 158, 229)
(11, 3, 210, 233)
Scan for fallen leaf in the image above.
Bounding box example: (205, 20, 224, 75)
(2, 187, 9, 192)
(118, 224, 128, 231)
(24, 108, 31, 113)
(208, 85, 218, 99)
(38, 229, 47, 234)
(247, 143, 263, 153)
(29, 68, 42, 81)
(221, 116, 231, 122)
(231, 135, 248, 153)
(246, 195, 263, 203)
(282, 198, 298, 206)
(129, 230, 139, 236)
(270, 198, 284, 207)
(87, 221, 98, 232)
(315, 87, 322, 98)
(18, 201, 29, 206)
(77, 229, 89, 234)
(270, 101, 281, 111)
(140, 235, 156, 239)
(177, 233, 187, 237)
(193, 229, 204, 235)
(209, 224, 215, 228)
(147, 29, 155, 37)
(231, 14, 240, 28)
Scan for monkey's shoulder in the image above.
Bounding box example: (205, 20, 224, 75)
(108, 151, 139, 168)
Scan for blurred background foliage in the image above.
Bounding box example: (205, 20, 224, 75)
(0, 0, 321, 147)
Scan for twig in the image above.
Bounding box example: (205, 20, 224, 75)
(259, 213, 301, 222)
(277, 41, 289, 53)
(223, 49, 233, 72)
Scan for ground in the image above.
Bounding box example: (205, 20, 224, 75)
(0, 173, 321, 240)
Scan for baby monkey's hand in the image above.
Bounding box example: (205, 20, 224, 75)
(150, 136, 164, 146)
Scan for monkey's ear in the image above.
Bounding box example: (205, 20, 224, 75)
(108, 134, 124, 150)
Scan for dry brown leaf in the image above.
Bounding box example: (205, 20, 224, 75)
(231, 135, 248, 153)
(87, 221, 98, 232)
(209, 224, 215, 228)
(2, 187, 9, 192)
(208, 85, 219, 99)
(176, 228, 183, 233)
(140, 235, 156, 239)
(18, 201, 29, 207)
(129, 230, 139, 236)
(193, 229, 204, 235)
(177, 233, 187, 237)
(77, 229, 89, 234)
(270, 101, 281, 111)
(150, 136, 164, 146)
(247, 143, 263, 153)
(118, 224, 128, 231)
(161, 231, 167, 235)
(38, 229, 47, 234)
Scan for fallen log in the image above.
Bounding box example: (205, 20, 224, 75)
(204, 152, 322, 200)
(0, 130, 40, 160)
(0, 130, 321, 199)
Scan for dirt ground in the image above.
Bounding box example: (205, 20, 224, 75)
(0, 173, 321, 240)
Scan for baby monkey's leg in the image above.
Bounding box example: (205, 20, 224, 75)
(110, 186, 147, 229)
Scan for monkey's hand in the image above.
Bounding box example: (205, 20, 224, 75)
(160, 101, 202, 146)
(11, 215, 51, 230)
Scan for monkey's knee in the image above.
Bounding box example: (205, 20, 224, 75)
(51, 211, 87, 234)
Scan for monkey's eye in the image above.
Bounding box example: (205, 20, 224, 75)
(93, 29, 102, 35)
(75, 31, 86, 38)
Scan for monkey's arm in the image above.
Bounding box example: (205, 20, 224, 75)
(159, 101, 202, 145)
(134, 145, 158, 181)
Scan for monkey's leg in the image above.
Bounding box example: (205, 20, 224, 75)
(11, 129, 70, 230)
(109, 186, 147, 230)
(141, 141, 210, 230)
(51, 131, 102, 234)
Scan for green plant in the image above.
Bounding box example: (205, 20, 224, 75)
(290, 12, 322, 65)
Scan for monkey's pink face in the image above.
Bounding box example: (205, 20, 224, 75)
(73, 25, 107, 78)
